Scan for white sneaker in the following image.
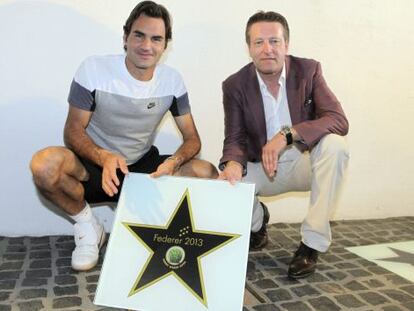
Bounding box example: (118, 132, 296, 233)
(71, 221, 106, 271)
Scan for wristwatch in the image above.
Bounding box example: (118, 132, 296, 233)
(280, 126, 293, 145)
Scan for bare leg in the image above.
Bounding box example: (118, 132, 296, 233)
(30, 146, 89, 216)
(176, 159, 218, 179)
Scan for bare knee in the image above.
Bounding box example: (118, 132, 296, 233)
(30, 147, 67, 190)
(179, 159, 218, 179)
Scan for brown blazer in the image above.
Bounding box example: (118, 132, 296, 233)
(219, 55, 349, 169)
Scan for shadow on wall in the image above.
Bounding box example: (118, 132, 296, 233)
(0, 1, 179, 236)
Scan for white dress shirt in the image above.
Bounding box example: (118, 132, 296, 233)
(256, 64, 292, 141)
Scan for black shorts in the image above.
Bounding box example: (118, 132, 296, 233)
(79, 146, 169, 203)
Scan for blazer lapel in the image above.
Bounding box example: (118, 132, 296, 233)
(285, 56, 302, 126)
(244, 63, 267, 143)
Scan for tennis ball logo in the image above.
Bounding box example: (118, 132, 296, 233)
(166, 246, 185, 266)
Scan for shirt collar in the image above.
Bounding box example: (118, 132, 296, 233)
(256, 62, 286, 91)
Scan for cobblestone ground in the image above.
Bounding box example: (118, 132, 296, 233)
(1, 217, 413, 311)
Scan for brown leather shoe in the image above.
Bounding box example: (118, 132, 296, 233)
(288, 242, 319, 279)
(249, 203, 270, 251)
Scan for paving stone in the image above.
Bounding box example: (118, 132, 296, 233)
(315, 264, 334, 272)
(56, 236, 73, 243)
(247, 270, 265, 282)
(339, 252, 361, 260)
(402, 301, 414, 310)
(344, 280, 368, 291)
(348, 268, 373, 277)
(25, 269, 52, 278)
(56, 257, 71, 267)
(6, 245, 27, 252)
(363, 278, 385, 288)
(52, 296, 82, 308)
(334, 239, 357, 247)
(53, 285, 79, 296)
(30, 244, 50, 251)
(274, 276, 300, 286)
(251, 253, 278, 267)
(55, 275, 77, 285)
(56, 242, 75, 250)
(0, 280, 15, 290)
(17, 300, 44, 311)
(379, 289, 414, 303)
(265, 288, 292, 302)
(280, 301, 312, 311)
(358, 292, 390, 306)
(307, 296, 341, 311)
(0, 292, 11, 302)
(86, 274, 99, 284)
(367, 265, 392, 275)
(8, 238, 25, 244)
(58, 250, 72, 257)
(2, 253, 25, 261)
(320, 254, 342, 263)
(29, 259, 51, 269)
(334, 262, 358, 269)
(275, 257, 291, 266)
(18, 288, 47, 299)
(253, 305, 281, 311)
(29, 251, 51, 259)
(57, 267, 76, 275)
(385, 275, 412, 286)
(21, 278, 47, 287)
(30, 237, 50, 244)
(305, 272, 329, 283)
(400, 285, 414, 296)
(0, 270, 22, 280)
(356, 258, 377, 267)
(253, 278, 277, 289)
(382, 306, 405, 311)
(325, 270, 347, 281)
(0, 261, 23, 270)
(87, 284, 97, 293)
(291, 284, 320, 297)
(269, 250, 291, 257)
(334, 294, 366, 308)
(315, 283, 347, 294)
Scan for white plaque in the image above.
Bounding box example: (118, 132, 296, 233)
(95, 173, 254, 311)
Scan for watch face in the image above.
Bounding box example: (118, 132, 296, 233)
(281, 126, 292, 145)
(281, 126, 290, 135)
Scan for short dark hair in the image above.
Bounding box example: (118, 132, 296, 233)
(123, 1, 172, 50)
(245, 11, 290, 44)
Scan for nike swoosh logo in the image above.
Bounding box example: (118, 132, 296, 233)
(147, 102, 155, 109)
(79, 235, 86, 240)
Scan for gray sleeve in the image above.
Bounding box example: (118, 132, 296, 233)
(67, 79, 95, 111)
(169, 92, 191, 116)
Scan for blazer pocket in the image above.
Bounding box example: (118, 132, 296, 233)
(303, 96, 315, 119)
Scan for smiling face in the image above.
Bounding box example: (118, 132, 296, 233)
(248, 21, 289, 77)
(123, 14, 166, 81)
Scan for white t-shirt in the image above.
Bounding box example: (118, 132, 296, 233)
(68, 54, 190, 164)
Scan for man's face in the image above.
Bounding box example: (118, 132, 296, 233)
(248, 22, 289, 76)
(123, 14, 166, 79)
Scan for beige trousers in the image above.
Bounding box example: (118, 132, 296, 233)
(243, 134, 349, 252)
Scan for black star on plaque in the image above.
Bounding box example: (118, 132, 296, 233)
(123, 189, 239, 306)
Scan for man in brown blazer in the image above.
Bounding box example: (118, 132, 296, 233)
(218, 11, 349, 279)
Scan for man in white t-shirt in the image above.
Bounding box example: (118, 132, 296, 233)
(30, 1, 217, 272)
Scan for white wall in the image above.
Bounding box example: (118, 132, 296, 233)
(1, 0, 413, 236)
